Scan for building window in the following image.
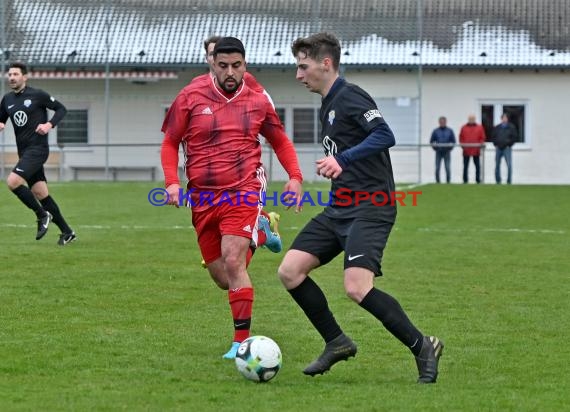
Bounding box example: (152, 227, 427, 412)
(57, 109, 88, 144)
(293, 108, 315, 143)
(270, 106, 322, 144)
(293, 108, 321, 143)
(481, 103, 526, 143)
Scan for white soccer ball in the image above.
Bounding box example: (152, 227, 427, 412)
(235, 336, 282, 382)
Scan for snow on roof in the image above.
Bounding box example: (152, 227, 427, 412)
(3, 0, 570, 69)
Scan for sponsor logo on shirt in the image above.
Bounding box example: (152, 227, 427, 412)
(13, 111, 28, 127)
(322, 135, 337, 156)
(363, 109, 382, 122)
(201, 107, 213, 115)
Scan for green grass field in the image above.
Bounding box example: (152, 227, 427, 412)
(1, 182, 569, 411)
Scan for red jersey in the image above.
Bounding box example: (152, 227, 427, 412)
(161, 73, 302, 210)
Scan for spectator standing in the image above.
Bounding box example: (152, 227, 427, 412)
(429, 116, 455, 183)
(491, 113, 518, 184)
(459, 114, 486, 183)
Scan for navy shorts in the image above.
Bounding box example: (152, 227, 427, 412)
(12, 148, 49, 186)
(290, 212, 393, 276)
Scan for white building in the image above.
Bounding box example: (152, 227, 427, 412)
(1, 0, 569, 184)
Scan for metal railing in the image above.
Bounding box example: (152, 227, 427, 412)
(1, 142, 490, 183)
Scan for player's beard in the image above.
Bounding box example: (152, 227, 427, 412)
(219, 76, 240, 93)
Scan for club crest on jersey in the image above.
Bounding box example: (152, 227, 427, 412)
(363, 109, 382, 122)
(24, 99, 32, 107)
(328, 110, 335, 125)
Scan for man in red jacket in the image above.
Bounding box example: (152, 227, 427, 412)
(161, 37, 303, 359)
(459, 114, 487, 183)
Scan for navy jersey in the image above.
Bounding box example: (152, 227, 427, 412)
(0, 86, 67, 155)
(320, 78, 396, 222)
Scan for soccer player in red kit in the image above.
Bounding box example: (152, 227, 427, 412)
(161, 37, 303, 359)
(196, 35, 283, 266)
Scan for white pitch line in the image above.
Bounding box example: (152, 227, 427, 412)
(396, 183, 429, 190)
(0, 223, 564, 234)
(416, 227, 566, 235)
(0, 223, 194, 231)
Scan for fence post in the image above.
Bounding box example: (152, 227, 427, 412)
(58, 144, 64, 182)
(0, 142, 4, 180)
(480, 144, 485, 183)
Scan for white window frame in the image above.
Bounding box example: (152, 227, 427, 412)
(479, 100, 530, 148)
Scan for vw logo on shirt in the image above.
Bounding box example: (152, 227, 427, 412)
(13, 111, 28, 127)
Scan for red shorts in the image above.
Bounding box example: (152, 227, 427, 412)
(192, 201, 262, 264)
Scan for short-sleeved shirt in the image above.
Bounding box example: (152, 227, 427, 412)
(0, 86, 66, 155)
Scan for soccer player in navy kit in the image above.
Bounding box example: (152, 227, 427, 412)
(0, 62, 75, 245)
(277, 32, 444, 383)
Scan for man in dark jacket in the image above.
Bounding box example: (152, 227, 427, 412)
(430, 116, 455, 183)
(491, 113, 518, 184)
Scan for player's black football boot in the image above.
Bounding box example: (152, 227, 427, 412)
(415, 335, 444, 383)
(303, 334, 357, 376)
(58, 231, 77, 246)
(36, 212, 52, 240)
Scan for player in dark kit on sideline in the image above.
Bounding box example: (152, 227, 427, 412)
(0, 62, 76, 245)
(277, 32, 444, 383)
(161, 37, 303, 360)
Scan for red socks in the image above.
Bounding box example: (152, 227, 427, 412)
(228, 287, 254, 342)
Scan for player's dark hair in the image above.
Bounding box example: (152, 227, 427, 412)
(204, 35, 222, 53)
(8, 61, 28, 75)
(213, 37, 246, 58)
(291, 32, 341, 70)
